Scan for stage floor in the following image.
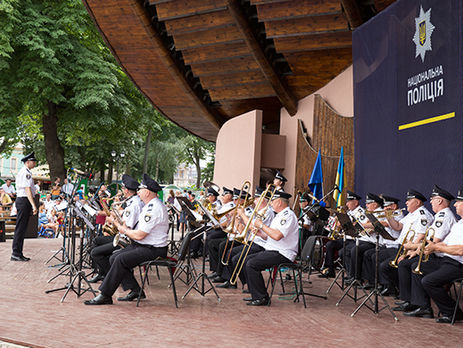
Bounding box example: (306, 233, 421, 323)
(1, 238, 462, 348)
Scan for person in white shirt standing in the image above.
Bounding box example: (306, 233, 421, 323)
(11, 152, 38, 262)
(243, 190, 298, 306)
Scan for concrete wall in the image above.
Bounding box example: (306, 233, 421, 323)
(213, 110, 262, 191)
(279, 65, 354, 197)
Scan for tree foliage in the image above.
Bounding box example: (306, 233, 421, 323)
(0, 0, 215, 184)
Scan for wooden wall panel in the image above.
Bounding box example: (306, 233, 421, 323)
(294, 94, 354, 207)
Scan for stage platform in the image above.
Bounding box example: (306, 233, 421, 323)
(1, 238, 462, 348)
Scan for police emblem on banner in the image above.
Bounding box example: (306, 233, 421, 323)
(412, 6, 435, 62)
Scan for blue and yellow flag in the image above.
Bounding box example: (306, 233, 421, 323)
(332, 147, 345, 207)
(308, 150, 324, 203)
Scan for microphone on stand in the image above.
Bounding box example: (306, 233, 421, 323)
(70, 167, 93, 179)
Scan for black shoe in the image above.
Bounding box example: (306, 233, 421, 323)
(436, 310, 463, 323)
(362, 283, 374, 290)
(117, 290, 146, 302)
(84, 294, 113, 305)
(381, 287, 398, 297)
(318, 268, 335, 278)
(207, 272, 218, 279)
(404, 306, 434, 318)
(394, 300, 407, 306)
(247, 297, 270, 306)
(344, 277, 354, 285)
(392, 302, 418, 312)
(10, 255, 29, 262)
(212, 276, 227, 283)
(88, 274, 105, 283)
(242, 297, 254, 301)
(216, 281, 237, 289)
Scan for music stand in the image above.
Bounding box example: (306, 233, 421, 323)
(182, 202, 221, 302)
(350, 213, 398, 320)
(325, 212, 356, 294)
(335, 213, 369, 306)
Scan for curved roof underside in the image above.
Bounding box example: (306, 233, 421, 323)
(83, 0, 396, 141)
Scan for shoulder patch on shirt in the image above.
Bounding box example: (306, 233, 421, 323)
(280, 218, 286, 225)
(144, 214, 151, 222)
(283, 210, 289, 216)
(360, 214, 366, 221)
(420, 210, 425, 215)
(435, 220, 442, 228)
(26, 174, 31, 180)
(125, 211, 130, 217)
(421, 218, 428, 226)
(438, 212, 445, 217)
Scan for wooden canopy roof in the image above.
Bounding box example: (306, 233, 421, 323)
(83, 0, 395, 141)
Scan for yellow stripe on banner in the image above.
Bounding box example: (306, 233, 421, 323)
(398, 112, 455, 131)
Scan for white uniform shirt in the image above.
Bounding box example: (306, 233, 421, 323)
(419, 207, 456, 241)
(1, 183, 15, 195)
(253, 206, 275, 248)
(435, 219, 463, 263)
(395, 206, 433, 245)
(264, 206, 299, 261)
(137, 197, 169, 247)
(383, 211, 405, 248)
(15, 166, 36, 197)
(122, 195, 144, 229)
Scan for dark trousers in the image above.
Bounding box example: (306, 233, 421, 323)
(208, 237, 227, 272)
(379, 247, 400, 290)
(190, 227, 225, 254)
(90, 235, 119, 276)
(12, 197, 32, 257)
(346, 241, 375, 278)
(99, 243, 167, 297)
(244, 250, 291, 300)
(324, 238, 354, 271)
(362, 246, 396, 285)
(397, 255, 419, 302)
(412, 256, 463, 315)
(228, 243, 265, 285)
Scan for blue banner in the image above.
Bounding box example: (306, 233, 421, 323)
(353, 0, 463, 202)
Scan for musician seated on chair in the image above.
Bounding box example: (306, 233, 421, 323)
(399, 187, 463, 323)
(241, 190, 298, 306)
(84, 174, 169, 305)
(88, 174, 144, 284)
(393, 186, 456, 316)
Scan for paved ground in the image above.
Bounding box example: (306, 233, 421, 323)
(1, 238, 462, 348)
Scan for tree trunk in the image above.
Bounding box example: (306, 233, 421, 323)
(194, 154, 201, 188)
(155, 161, 159, 181)
(107, 163, 113, 183)
(99, 168, 105, 183)
(43, 101, 65, 181)
(143, 128, 152, 174)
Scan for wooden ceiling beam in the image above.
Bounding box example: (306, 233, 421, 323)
(340, 0, 364, 29)
(181, 41, 249, 64)
(164, 10, 234, 35)
(190, 57, 261, 77)
(154, 0, 227, 21)
(256, 0, 342, 21)
(132, 1, 222, 130)
(226, 0, 298, 115)
(273, 31, 352, 53)
(265, 14, 349, 38)
(173, 25, 242, 50)
(209, 83, 275, 100)
(200, 71, 267, 88)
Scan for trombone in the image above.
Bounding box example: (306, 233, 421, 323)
(389, 226, 416, 268)
(366, 208, 405, 219)
(229, 184, 277, 285)
(412, 227, 435, 275)
(220, 181, 251, 265)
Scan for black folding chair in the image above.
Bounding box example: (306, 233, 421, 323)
(137, 231, 194, 308)
(268, 235, 327, 308)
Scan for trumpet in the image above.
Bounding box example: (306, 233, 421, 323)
(220, 181, 251, 265)
(366, 208, 405, 219)
(412, 227, 435, 275)
(110, 196, 134, 248)
(389, 226, 416, 268)
(230, 184, 277, 285)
